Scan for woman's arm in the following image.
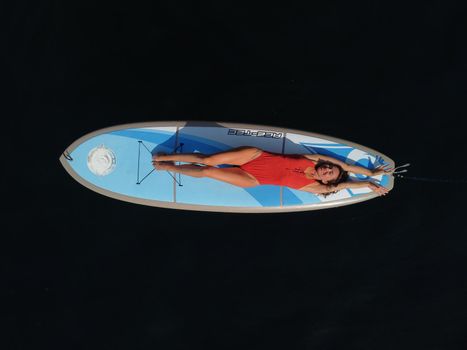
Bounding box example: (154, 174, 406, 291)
(335, 181, 389, 195)
(303, 154, 350, 169)
(304, 181, 389, 196)
(303, 154, 391, 176)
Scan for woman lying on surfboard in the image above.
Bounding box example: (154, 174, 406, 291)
(152, 147, 392, 196)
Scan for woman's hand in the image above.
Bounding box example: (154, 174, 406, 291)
(368, 182, 390, 196)
(371, 164, 394, 176)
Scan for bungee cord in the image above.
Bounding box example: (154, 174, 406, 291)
(393, 163, 467, 184)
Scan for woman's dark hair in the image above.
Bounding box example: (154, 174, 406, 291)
(315, 160, 349, 197)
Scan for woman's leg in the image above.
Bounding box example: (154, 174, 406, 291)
(153, 146, 261, 166)
(154, 162, 259, 187)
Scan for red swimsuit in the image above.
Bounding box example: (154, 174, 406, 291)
(239, 151, 317, 189)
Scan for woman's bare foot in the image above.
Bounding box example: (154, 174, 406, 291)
(152, 152, 167, 162)
(152, 152, 174, 170)
(152, 161, 175, 170)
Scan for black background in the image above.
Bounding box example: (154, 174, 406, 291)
(4, 1, 467, 349)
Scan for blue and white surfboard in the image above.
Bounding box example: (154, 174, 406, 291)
(59, 121, 394, 213)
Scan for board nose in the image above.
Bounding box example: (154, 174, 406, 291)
(61, 149, 73, 161)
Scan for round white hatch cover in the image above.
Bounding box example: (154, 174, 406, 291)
(87, 145, 116, 176)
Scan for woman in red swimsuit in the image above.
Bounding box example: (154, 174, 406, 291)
(152, 147, 392, 196)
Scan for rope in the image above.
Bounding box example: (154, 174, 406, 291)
(393, 163, 467, 184)
(395, 174, 467, 183)
(393, 163, 410, 174)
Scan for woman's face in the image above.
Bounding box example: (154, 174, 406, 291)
(317, 164, 339, 184)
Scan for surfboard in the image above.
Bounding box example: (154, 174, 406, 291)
(59, 121, 394, 213)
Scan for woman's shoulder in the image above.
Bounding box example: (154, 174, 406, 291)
(299, 181, 321, 190)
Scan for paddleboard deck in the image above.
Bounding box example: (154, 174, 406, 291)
(60, 121, 394, 213)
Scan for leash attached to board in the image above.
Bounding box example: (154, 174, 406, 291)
(393, 163, 467, 184)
